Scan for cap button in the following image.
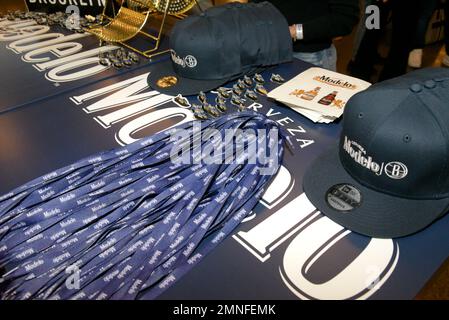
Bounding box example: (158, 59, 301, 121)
(410, 84, 422, 93)
(424, 80, 436, 89)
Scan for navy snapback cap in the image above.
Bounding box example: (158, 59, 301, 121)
(147, 2, 292, 96)
(303, 68, 449, 238)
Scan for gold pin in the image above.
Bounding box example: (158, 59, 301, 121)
(174, 94, 190, 108)
(254, 73, 265, 84)
(203, 103, 220, 117)
(237, 79, 246, 90)
(255, 84, 268, 96)
(270, 73, 285, 84)
(198, 91, 207, 104)
(215, 95, 226, 105)
(243, 75, 253, 87)
(113, 61, 124, 69)
(216, 102, 227, 112)
(99, 58, 110, 66)
(231, 94, 245, 111)
(245, 90, 258, 101)
(192, 104, 208, 120)
(129, 52, 140, 63)
(217, 88, 231, 99)
(233, 84, 243, 96)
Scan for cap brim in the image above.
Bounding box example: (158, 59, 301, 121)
(303, 146, 449, 238)
(147, 60, 229, 96)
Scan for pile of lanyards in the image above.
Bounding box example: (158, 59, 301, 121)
(0, 111, 287, 300)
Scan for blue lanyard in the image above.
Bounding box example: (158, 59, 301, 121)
(0, 111, 287, 300)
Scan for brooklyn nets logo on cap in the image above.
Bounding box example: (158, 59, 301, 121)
(156, 76, 178, 88)
(184, 55, 197, 68)
(385, 162, 408, 180)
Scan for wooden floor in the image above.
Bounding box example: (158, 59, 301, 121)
(0, 0, 448, 300)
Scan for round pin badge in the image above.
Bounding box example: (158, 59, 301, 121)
(326, 184, 362, 212)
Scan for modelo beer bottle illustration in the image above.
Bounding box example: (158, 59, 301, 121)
(301, 87, 321, 101)
(318, 91, 338, 106)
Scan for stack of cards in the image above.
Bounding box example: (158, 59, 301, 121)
(268, 67, 371, 123)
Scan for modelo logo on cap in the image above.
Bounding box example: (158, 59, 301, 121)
(170, 50, 197, 68)
(343, 136, 408, 180)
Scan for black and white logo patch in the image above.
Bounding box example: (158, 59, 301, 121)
(384, 162, 408, 180)
(326, 184, 362, 212)
(171, 50, 197, 68)
(184, 55, 197, 68)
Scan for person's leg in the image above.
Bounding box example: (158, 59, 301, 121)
(293, 51, 324, 68)
(293, 45, 337, 71)
(348, 0, 391, 81)
(445, 0, 449, 53)
(379, 0, 420, 81)
(444, 0, 449, 67)
(322, 44, 337, 71)
(413, 0, 440, 49)
(408, 0, 440, 68)
(351, 0, 373, 61)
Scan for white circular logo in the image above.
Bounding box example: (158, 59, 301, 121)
(184, 55, 197, 68)
(385, 162, 408, 180)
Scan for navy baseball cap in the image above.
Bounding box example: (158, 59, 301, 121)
(147, 2, 292, 96)
(303, 68, 449, 238)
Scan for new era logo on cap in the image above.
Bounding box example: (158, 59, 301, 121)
(303, 67, 449, 239)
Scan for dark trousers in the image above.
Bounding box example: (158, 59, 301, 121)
(445, 0, 449, 53)
(379, 0, 422, 81)
(349, 0, 392, 81)
(413, 0, 440, 49)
